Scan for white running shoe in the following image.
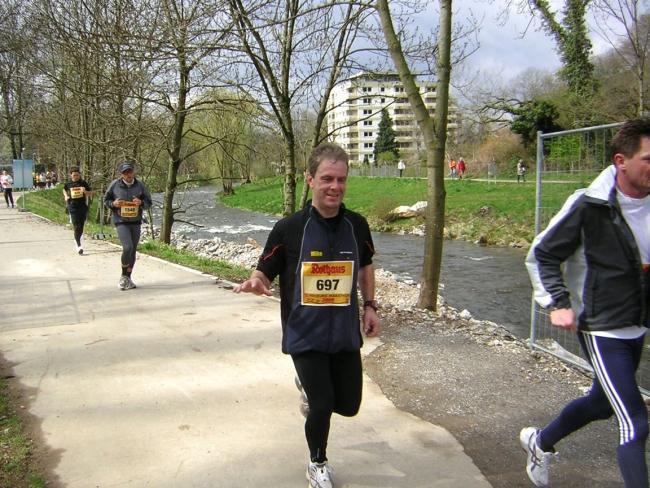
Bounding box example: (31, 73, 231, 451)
(123, 277, 137, 290)
(294, 375, 310, 418)
(520, 427, 558, 487)
(306, 461, 332, 488)
(118, 276, 129, 290)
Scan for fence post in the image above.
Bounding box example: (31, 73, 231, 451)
(529, 130, 545, 347)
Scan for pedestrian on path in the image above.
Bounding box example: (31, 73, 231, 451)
(1, 170, 15, 208)
(457, 157, 466, 179)
(398, 159, 406, 177)
(104, 161, 152, 290)
(63, 167, 92, 254)
(522, 118, 650, 487)
(449, 158, 457, 179)
(517, 159, 527, 183)
(233, 142, 381, 488)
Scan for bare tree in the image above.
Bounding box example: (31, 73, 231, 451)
(505, 0, 599, 121)
(0, 0, 36, 160)
(376, 0, 452, 311)
(592, 1, 650, 115)
(227, 0, 373, 216)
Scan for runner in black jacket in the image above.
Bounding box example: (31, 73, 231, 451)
(63, 167, 92, 254)
(234, 143, 380, 488)
(521, 118, 650, 488)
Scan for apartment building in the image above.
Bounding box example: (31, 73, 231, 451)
(327, 71, 457, 164)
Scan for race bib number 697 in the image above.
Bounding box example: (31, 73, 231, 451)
(301, 261, 353, 306)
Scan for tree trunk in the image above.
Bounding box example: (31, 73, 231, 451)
(638, 64, 645, 116)
(282, 135, 296, 216)
(160, 66, 189, 244)
(376, 0, 452, 311)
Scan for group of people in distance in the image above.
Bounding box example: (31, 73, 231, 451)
(448, 156, 466, 179)
(55, 117, 647, 488)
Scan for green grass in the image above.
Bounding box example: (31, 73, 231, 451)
(0, 379, 46, 488)
(138, 241, 251, 282)
(222, 176, 585, 245)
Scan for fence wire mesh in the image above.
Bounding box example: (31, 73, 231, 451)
(531, 122, 649, 395)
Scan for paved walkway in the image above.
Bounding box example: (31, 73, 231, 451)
(0, 206, 490, 488)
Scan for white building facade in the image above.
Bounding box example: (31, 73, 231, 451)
(326, 72, 457, 165)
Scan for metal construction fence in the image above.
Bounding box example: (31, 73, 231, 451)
(530, 122, 650, 395)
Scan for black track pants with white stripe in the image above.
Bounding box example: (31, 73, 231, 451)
(539, 332, 648, 487)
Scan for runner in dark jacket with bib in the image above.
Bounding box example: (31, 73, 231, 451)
(63, 167, 92, 254)
(103, 161, 152, 290)
(234, 143, 380, 488)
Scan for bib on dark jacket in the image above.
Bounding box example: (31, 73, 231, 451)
(257, 203, 375, 354)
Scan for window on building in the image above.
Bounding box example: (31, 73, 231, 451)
(363, 142, 374, 148)
(363, 120, 372, 126)
(362, 98, 371, 104)
(362, 86, 371, 92)
(380, 86, 385, 92)
(362, 109, 372, 115)
(394, 86, 404, 92)
(363, 131, 373, 137)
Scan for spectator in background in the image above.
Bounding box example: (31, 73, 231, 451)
(449, 158, 457, 179)
(1, 170, 15, 208)
(457, 157, 466, 179)
(397, 159, 406, 177)
(517, 159, 527, 183)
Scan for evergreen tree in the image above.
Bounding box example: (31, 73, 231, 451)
(373, 109, 399, 161)
(510, 99, 562, 147)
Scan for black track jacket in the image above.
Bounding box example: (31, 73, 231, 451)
(526, 165, 649, 332)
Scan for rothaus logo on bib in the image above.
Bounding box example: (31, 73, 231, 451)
(301, 261, 353, 306)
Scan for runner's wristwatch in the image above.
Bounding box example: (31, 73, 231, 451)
(363, 300, 379, 312)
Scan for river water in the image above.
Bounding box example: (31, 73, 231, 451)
(154, 187, 533, 339)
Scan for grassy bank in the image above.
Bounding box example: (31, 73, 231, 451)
(221, 176, 584, 245)
(0, 378, 45, 488)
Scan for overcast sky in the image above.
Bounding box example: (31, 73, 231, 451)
(442, 0, 617, 81)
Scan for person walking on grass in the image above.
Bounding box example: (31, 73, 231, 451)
(1, 170, 14, 208)
(104, 161, 152, 291)
(522, 118, 650, 487)
(457, 157, 466, 179)
(517, 159, 527, 183)
(398, 159, 406, 177)
(63, 167, 92, 254)
(233, 142, 381, 488)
